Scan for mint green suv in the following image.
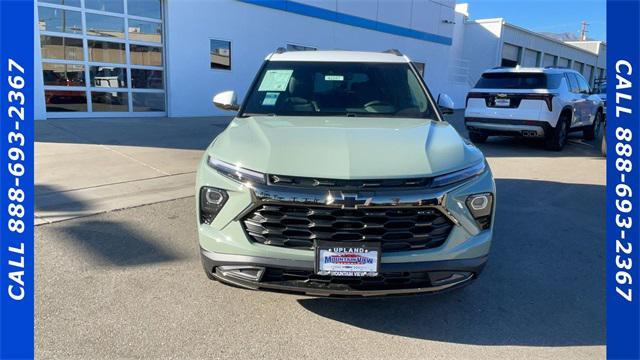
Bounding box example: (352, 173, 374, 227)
(196, 50, 495, 297)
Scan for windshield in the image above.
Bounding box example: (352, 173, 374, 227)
(475, 72, 563, 89)
(241, 61, 437, 118)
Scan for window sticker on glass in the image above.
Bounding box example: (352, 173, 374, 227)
(262, 92, 279, 106)
(258, 69, 293, 91)
(324, 75, 344, 81)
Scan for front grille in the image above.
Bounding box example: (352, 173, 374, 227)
(242, 204, 454, 252)
(261, 268, 434, 291)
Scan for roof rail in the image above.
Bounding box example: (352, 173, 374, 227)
(544, 66, 571, 69)
(275, 47, 287, 54)
(383, 49, 403, 56)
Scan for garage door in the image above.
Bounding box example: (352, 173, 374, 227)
(38, 0, 166, 117)
(558, 57, 570, 68)
(522, 49, 540, 67)
(583, 65, 594, 85)
(501, 43, 520, 67)
(542, 54, 556, 67)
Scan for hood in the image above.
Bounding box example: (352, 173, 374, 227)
(209, 116, 484, 179)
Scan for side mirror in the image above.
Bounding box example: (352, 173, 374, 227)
(212, 90, 239, 111)
(437, 93, 454, 115)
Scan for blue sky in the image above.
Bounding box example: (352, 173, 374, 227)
(463, 0, 606, 41)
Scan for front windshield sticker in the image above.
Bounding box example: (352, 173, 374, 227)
(324, 75, 344, 81)
(262, 92, 279, 106)
(258, 69, 294, 91)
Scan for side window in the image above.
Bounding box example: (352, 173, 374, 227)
(576, 74, 591, 94)
(566, 73, 580, 93)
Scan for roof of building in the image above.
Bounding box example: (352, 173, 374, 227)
(266, 50, 410, 63)
(467, 18, 604, 58)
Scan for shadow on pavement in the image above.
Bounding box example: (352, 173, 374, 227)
(35, 184, 90, 212)
(298, 178, 605, 347)
(36, 116, 232, 150)
(53, 218, 184, 267)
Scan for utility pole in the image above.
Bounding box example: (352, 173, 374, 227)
(580, 21, 589, 41)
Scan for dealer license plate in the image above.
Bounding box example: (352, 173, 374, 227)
(494, 98, 511, 107)
(315, 241, 380, 277)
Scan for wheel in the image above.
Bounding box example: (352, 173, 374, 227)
(584, 111, 603, 140)
(468, 131, 488, 143)
(545, 116, 569, 151)
(600, 126, 607, 157)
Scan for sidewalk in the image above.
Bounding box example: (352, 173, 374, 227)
(35, 116, 232, 224)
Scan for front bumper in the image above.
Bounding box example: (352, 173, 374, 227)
(465, 117, 551, 137)
(196, 156, 496, 297)
(201, 248, 487, 297)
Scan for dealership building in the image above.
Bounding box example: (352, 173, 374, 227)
(34, 0, 606, 120)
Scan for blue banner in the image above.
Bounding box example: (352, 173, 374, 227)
(0, 0, 35, 359)
(607, 0, 640, 359)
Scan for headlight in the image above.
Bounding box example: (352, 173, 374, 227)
(431, 161, 486, 188)
(200, 187, 228, 224)
(207, 156, 266, 184)
(466, 193, 493, 230)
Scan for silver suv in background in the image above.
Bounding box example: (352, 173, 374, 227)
(464, 67, 604, 151)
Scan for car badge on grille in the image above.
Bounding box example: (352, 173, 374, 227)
(496, 93, 508, 98)
(326, 192, 372, 209)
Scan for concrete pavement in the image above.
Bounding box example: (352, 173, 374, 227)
(35, 112, 606, 359)
(35, 116, 231, 224)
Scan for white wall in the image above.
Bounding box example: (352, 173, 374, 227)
(164, 0, 456, 117)
(502, 25, 599, 67)
(461, 19, 503, 92)
(460, 19, 608, 97)
(33, 0, 607, 118)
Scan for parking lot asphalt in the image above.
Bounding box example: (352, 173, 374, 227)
(35, 113, 605, 359)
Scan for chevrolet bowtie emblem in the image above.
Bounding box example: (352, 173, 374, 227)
(326, 192, 372, 209)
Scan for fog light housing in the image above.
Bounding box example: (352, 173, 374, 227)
(466, 193, 493, 230)
(200, 187, 228, 224)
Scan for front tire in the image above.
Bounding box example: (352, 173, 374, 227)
(600, 124, 607, 157)
(584, 111, 603, 140)
(469, 131, 488, 143)
(545, 116, 569, 151)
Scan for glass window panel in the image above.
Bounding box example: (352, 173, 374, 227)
(128, 19, 162, 43)
(86, 13, 125, 38)
(128, 0, 161, 19)
(91, 91, 129, 112)
(39, 0, 81, 7)
(132, 92, 165, 111)
(38, 7, 82, 34)
(85, 0, 124, 13)
(40, 35, 84, 60)
(88, 40, 125, 63)
(43, 63, 85, 86)
(89, 66, 127, 88)
(131, 69, 163, 89)
(130, 45, 162, 66)
(45, 90, 87, 112)
(210, 39, 230, 70)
